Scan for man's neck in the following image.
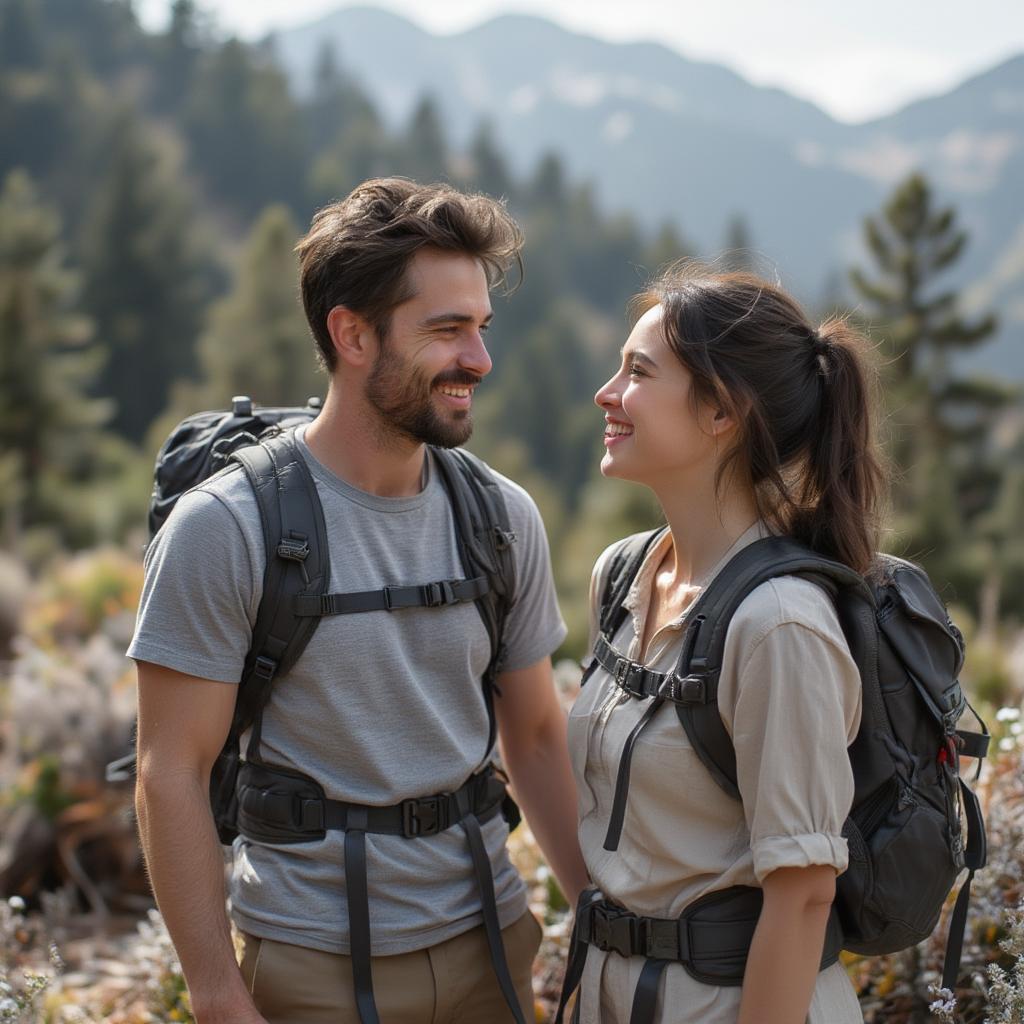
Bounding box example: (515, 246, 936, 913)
(303, 388, 427, 498)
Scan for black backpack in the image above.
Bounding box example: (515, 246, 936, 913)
(589, 529, 989, 991)
(111, 395, 518, 845)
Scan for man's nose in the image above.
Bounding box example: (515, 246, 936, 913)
(459, 330, 493, 378)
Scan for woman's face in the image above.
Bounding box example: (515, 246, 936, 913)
(595, 304, 724, 486)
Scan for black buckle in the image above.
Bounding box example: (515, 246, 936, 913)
(665, 673, 705, 704)
(492, 526, 517, 551)
(592, 906, 640, 957)
(614, 658, 635, 690)
(251, 655, 277, 682)
(277, 536, 310, 562)
(421, 581, 456, 607)
(401, 795, 450, 837)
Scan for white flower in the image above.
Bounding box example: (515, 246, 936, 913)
(996, 707, 1021, 722)
(5, 897, 24, 914)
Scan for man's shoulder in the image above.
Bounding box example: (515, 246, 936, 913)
(456, 454, 542, 530)
(156, 463, 260, 545)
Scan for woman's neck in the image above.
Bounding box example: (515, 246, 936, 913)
(650, 470, 760, 587)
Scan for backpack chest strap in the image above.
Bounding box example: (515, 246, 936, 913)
(592, 634, 709, 703)
(292, 576, 489, 617)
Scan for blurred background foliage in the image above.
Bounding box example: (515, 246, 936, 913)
(0, 1, 1022, 1020)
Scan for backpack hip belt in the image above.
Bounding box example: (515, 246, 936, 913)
(236, 760, 524, 1024)
(235, 760, 508, 844)
(555, 887, 841, 1024)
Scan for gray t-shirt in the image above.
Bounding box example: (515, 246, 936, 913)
(128, 426, 567, 955)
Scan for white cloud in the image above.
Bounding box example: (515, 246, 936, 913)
(602, 112, 634, 144)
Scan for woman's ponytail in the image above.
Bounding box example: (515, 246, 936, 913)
(645, 267, 889, 574)
(794, 318, 887, 574)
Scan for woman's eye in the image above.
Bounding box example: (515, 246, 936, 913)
(628, 362, 645, 377)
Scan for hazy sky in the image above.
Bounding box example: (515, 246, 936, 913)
(136, 0, 1024, 123)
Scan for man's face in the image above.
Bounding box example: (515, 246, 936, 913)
(365, 249, 493, 449)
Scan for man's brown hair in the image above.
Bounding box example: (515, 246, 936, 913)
(296, 177, 523, 371)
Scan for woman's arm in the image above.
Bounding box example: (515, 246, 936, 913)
(737, 864, 837, 1024)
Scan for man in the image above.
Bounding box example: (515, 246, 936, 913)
(129, 178, 589, 1024)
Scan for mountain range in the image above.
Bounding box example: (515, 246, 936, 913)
(272, 7, 1024, 377)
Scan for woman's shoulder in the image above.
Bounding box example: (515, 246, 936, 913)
(727, 574, 849, 657)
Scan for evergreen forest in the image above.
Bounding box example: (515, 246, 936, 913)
(1, 3, 1024, 1021)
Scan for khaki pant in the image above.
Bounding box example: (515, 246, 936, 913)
(238, 910, 543, 1024)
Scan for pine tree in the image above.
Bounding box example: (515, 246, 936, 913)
(184, 205, 323, 412)
(184, 37, 307, 219)
(0, 170, 109, 544)
(722, 214, 754, 271)
(0, 0, 44, 71)
(78, 107, 215, 440)
(150, 0, 205, 114)
(466, 120, 513, 200)
(303, 42, 388, 208)
(850, 172, 1013, 594)
(399, 95, 449, 184)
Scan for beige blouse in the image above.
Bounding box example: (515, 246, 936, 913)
(569, 524, 864, 1023)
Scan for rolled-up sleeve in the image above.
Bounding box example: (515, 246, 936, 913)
(721, 607, 861, 883)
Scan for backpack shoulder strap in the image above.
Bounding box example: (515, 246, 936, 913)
(599, 528, 666, 639)
(431, 447, 517, 753)
(231, 429, 330, 748)
(672, 536, 871, 799)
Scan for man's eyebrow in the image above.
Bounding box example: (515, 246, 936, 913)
(421, 311, 494, 327)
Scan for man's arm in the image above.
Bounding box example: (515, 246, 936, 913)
(494, 657, 589, 906)
(737, 864, 837, 1024)
(135, 661, 267, 1024)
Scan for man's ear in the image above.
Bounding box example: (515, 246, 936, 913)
(327, 306, 376, 368)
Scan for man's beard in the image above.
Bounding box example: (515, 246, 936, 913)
(365, 341, 479, 449)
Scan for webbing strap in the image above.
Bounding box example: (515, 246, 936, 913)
(456, 788, 527, 1024)
(604, 695, 666, 851)
(941, 778, 987, 990)
(344, 807, 379, 1024)
(592, 634, 670, 698)
(630, 958, 670, 1024)
(292, 576, 489, 617)
(554, 889, 603, 1024)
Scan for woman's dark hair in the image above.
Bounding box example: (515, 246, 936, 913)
(296, 177, 523, 371)
(633, 263, 887, 573)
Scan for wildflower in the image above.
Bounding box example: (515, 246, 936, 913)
(927, 983, 956, 1020)
(5, 898, 24, 914)
(995, 707, 1021, 722)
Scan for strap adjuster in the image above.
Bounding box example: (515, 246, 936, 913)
(614, 659, 633, 688)
(277, 537, 310, 562)
(665, 672, 706, 704)
(401, 795, 450, 837)
(252, 655, 277, 682)
(420, 581, 456, 607)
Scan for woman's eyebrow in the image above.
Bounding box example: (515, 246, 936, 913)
(621, 349, 659, 370)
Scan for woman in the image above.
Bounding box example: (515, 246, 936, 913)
(563, 266, 885, 1023)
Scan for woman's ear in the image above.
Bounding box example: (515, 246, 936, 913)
(327, 306, 376, 369)
(706, 388, 752, 438)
